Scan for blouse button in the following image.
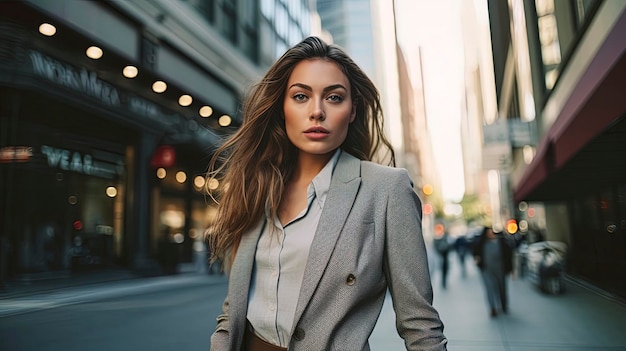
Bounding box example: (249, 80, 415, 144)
(346, 274, 356, 286)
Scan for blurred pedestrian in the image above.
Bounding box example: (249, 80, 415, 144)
(206, 36, 447, 351)
(433, 225, 452, 289)
(454, 234, 470, 278)
(472, 226, 514, 317)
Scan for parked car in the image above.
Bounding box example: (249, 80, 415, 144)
(521, 241, 568, 294)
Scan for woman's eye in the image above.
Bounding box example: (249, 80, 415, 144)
(327, 94, 344, 103)
(293, 93, 307, 101)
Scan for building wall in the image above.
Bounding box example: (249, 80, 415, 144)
(487, 0, 626, 298)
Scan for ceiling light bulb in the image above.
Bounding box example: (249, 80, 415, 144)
(178, 94, 192, 106)
(176, 171, 187, 183)
(86, 46, 103, 59)
(199, 105, 213, 117)
(39, 23, 56, 36)
(106, 186, 117, 198)
(152, 81, 167, 93)
(194, 176, 206, 189)
(218, 115, 232, 127)
(123, 65, 138, 78)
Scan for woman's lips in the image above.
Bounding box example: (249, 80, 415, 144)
(304, 126, 329, 133)
(304, 127, 329, 140)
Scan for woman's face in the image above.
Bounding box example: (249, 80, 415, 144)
(283, 59, 356, 159)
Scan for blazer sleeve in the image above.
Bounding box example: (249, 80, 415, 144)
(210, 293, 231, 350)
(383, 169, 448, 351)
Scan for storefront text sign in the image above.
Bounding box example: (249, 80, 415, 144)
(41, 145, 123, 179)
(28, 50, 172, 127)
(30, 51, 120, 106)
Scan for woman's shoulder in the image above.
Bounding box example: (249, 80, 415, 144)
(360, 160, 412, 186)
(360, 159, 407, 175)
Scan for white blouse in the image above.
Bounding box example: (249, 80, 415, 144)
(247, 149, 340, 347)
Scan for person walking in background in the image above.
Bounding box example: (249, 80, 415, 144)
(472, 226, 514, 317)
(206, 36, 447, 351)
(454, 234, 470, 278)
(433, 224, 452, 289)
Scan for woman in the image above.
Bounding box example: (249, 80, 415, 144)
(207, 36, 447, 351)
(472, 226, 514, 317)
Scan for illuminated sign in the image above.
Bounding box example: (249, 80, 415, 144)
(0, 146, 33, 163)
(40, 145, 124, 178)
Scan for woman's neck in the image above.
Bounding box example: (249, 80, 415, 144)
(292, 152, 334, 183)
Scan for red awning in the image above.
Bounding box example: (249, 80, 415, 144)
(514, 10, 626, 203)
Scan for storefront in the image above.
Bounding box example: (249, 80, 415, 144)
(149, 145, 219, 274)
(1, 93, 131, 275)
(0, 2, 234, 282)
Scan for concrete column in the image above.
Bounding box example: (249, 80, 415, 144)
(132, 132, 158, 271)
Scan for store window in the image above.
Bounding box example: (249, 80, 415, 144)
(68, 175, 125, 270)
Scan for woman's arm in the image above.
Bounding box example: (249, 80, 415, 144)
(383, 169, 447, 351)
(210, 295, 231, 351)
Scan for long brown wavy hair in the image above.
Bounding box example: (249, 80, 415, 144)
(205, 36, 394, 264)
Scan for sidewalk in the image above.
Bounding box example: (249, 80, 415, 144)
(370, 252, 626, 351)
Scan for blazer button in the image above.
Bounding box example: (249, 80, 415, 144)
(293, 327, 305, 341)
(346, 274, 356, 286)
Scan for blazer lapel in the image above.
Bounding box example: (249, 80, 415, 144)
(229, 218, 265, 349)
(291, 151, 362, 330)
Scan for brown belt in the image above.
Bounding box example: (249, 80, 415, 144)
(243, 324, 287, 351)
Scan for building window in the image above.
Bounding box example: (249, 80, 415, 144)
(221, 0, 238, 44)
(535, 0, 561, 91)
(573, 0, 602, 29)
(261, 0, 275, 20)
(533, 0, 602, 93)
(188, 0, 215, 24)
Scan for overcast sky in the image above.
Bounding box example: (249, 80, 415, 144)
(394, 0, 466, 202)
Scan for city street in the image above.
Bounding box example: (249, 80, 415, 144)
(0, 273, 228, 351)
(2, 256, 626, 351)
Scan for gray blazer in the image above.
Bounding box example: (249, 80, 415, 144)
(211, 151, 447, 351)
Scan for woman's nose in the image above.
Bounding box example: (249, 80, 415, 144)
(310, 102, 325, 121)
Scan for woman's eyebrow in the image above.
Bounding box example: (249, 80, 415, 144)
(287, 83, 347, 93)
(287, 83, 348, 93)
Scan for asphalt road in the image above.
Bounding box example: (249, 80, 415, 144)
(0, 275, 228, 351)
